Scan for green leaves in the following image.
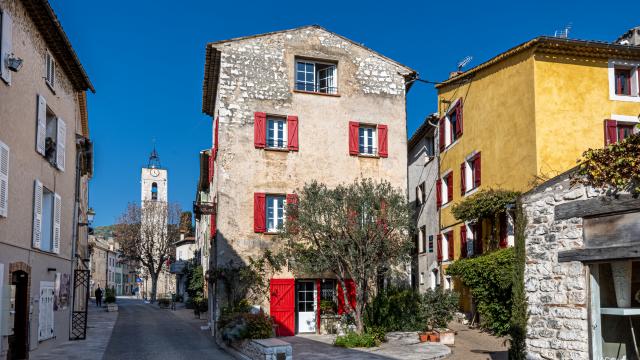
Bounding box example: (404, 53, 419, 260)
(575, 133, 640, 194)
(451, 189, 520, 222)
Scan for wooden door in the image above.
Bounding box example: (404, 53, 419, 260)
(270, 279, 295, 336)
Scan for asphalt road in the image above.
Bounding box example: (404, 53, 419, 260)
(104, 298, 233, 360)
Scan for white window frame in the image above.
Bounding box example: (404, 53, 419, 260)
(441, 230, 451, 261)
(463, 151, 480, 196)
(418, 226, 425, 253)
(441, 170, 452, 206)
(608, 59, 640, 102)
(358, 125, 377, 156)
(464, 222, 474, 257)
(266, 195, 285, 233)
(416, 182, 426, 205)
(45, 51, 55, 90)
(266, 116, 287, 149)
(295, 59, 337, 94)
(442, 98, 462, 149)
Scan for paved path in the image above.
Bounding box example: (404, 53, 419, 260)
(447, 322, 508, 360)
(104, 298, 233, 360)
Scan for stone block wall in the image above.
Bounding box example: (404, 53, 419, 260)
(522, 175, 604, 360)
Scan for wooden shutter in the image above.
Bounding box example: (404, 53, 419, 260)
(446, 173, 453, 203)
(270, 279, 295, 336)
(499, 213, 508, 248)
(455, 101, 463, 137)
(56, 117, 66, 171)
(447, 233, 454, 260)
(36, 95, 47, 156)
(213, 116, 219, 159)
(254, 192, 266, 233)
(438, 117, 445, 152)
(38, 281, 54, 341)
(474, 152, 482, 188)
(436, 234, 442, 262)
(287, 115, 299, 151)
(460, 226, 467, 258)
(0, 141, 8, 217)
(1, 10, 12, 84)
(348, 121, 359, 155)
(377, 124, 388, 158)
(604, 119, 618, 146)
(32, 179, 43, 249)
(52, 192, 61, 254)
(436, 179, 442, 208)
(286, 193, 298, 206)
(210, 213, 216, 238)
(208, 153, 214, 183)
(460, 162, 466, 196)
(254, 112, 266, 148)
(337, 279, 356, 315)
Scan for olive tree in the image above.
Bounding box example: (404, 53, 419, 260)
(277, 179, 413, 333)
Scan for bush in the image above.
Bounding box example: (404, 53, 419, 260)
(104, 288, 116, 303)
(220, 311, 274, 343)
(320, 299, 337, 315)
(419, 288, 459, 331)
(364, 286, 423, 332)
(447, 247, 514, 335)
(335, 331, 381, 348)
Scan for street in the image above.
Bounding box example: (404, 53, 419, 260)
(104, 299, 233, 360)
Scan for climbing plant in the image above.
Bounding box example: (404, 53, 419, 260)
(574, 132, 640, 195)
(508, 200, 528, 360)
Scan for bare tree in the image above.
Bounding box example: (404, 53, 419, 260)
(115, 201, 181, 302)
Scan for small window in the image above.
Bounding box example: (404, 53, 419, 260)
(151, 182, 158, 200)
(416, 182, 425, 206)
(441, 172, 453, 204)
(464, 153, 481, 194)
(358, 125, 377, 155)
(615, 68, 632, 95)
(419, 272, 424, 285)
(266, 117, 287, 149)
(266, 195, 285, 232)
(295, 60, 337, 94)
(45, 52, 55, 89)
(41, 187, 55, 252)
(449, 110, 459, 143)
(424, 136, 435, 157)
(45, 108, 57, 165)
(441, 232, 450, 261)
(417, 226, 426, 253)
(618, 123, 635, 142)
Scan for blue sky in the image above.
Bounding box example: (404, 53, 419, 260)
(49, 0, 638, 226)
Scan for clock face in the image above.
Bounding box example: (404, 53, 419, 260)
(150, 169, 160, 177)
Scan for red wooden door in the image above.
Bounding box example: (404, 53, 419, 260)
(270, 279, 295, 336)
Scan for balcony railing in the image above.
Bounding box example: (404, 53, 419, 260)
(295, 82, 338, 94)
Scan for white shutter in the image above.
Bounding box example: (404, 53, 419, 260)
(0, 141, 8, 217)
(1, 10, 12, 85)
(32, 179, 43, 250)
(38, 281, 54, 341)
(36, 95, 47, 156)
(55, 118, 65, 171)
(52, 192, 61, 254)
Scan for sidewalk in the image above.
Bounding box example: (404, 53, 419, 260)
(446, 321, 508, 360)
(31, 300, 118, 360)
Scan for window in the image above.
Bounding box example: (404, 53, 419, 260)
(439, 99, 463, 151)
(462, 152, 481, 195)
(32, 180, 60, 253)
(266, 195, 285, 232)
(359, 125, 376, 155)
(416, 182, 426, 206)
(45, 52, 55, 89)
(40, 187, 55, 252)
(424, 136, 435, 157)
(151, 182, 158, 200)
(36, 95, 65, 171)
(295, 60, 337, 94)
(417, 226, 426, 253)
(267, 117, 287, 149)
(441, 232, 450, 261)
(609, 60, 640, 101)
(605, 119, 638, 145)
(419, 272, 424, 285)
(44, 108, 57, 165)
(440, 172, 453, 206)
(320, 279, 336, 302)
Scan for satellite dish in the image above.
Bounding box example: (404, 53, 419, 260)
(457, 56, 473, 72)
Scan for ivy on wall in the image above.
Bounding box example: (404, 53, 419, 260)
(574, 133, 640, 195)
(508, 200, 527, 360)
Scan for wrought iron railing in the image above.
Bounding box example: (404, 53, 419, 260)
(295, 82, 338, 94)
(359, 146, 377, 155)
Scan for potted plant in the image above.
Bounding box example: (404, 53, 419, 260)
(418, 288, 458, 343)
(105, 287, 118, 312)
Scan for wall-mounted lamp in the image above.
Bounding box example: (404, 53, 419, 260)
(6, 54, 23, 72)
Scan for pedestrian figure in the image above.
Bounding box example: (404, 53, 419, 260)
(170, 293, 176, 311)
(95, 286, 103, 307)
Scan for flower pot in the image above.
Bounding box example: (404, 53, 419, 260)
(428, 332, 440, 342)
(418, 333, 429, 342)
(437, 329, 455, 345)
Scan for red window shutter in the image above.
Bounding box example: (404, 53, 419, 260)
(214, 116, 219, 159)
(210, 213, 217, 238)
(604, 119, 618, 146)
(338, 279, 356, 314)
(460, 162, 466, 196)
(474, 152, 481, 188)
(447, 173, 453, 203)
(349, 121, 359, 155)
(208, 153, 214, 183)
(377, 124, 388, 158)
(439, 117, 445, 152)
(460, 226, 467, 258)
(436, 179, 442, 208)
(254, 192, 266, 233)
(287, 115, 299, 151)
(455, 101, 463, 137)
(254, 112, 266, 148)
(447, 233, 454, 260)
(436, 234, 443, 262)
(499, 213, 508, 248)
(286, 193, 298, 206)
(270, 279, 295, 336)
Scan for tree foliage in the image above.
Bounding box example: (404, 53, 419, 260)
(574, 132, 640, 195)
(451, 189, 520, 223)
(114, 201, 181, 301)
(509, 201, 528, 360)
(446, 247, 514, 335)
(277, 179, 414, 334)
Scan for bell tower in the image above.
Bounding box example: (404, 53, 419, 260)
(141, 147, 168, 203)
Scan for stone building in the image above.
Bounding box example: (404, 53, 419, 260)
(522, 170, 640, 360)
(407, 115, 440, 292)
(0, 0, 94, 357)
(88, 234, 110, 294)
(200, 25, 416, 336)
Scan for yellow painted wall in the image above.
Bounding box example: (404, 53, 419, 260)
(437, 50, 537, 259)
(533, 54, 640, 176)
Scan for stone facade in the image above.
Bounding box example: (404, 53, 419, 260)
(522, 174, 604, 360)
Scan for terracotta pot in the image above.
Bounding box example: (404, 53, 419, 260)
(428, 332, 440, 342)
(418, 333, 429, 342)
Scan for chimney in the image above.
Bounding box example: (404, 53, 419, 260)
(615, 26, 640, 46)
(449, 71, 462, 79)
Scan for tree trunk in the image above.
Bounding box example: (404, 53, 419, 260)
(150, 273, 159, 302)
(354, 305, 364, 334)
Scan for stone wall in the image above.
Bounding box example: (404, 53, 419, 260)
(232, 338, 293, 360)
(522, 174, 604, 360)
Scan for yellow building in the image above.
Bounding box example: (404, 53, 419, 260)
(435, 36, 640, 289)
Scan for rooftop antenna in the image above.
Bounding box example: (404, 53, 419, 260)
(457, 56, 473, 72)
(554, 23, 572, 38)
